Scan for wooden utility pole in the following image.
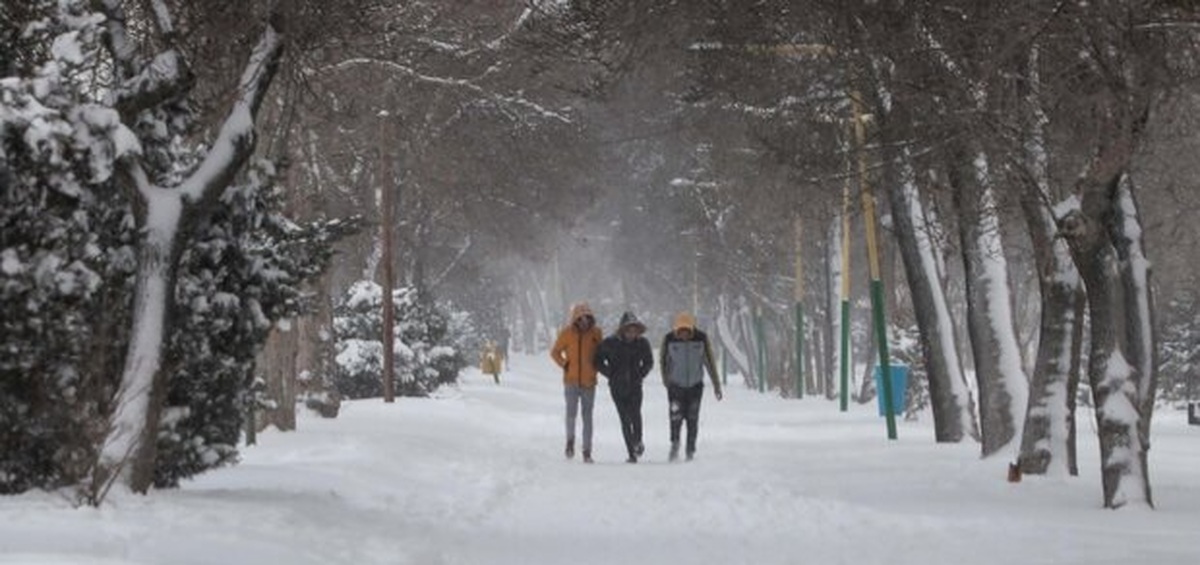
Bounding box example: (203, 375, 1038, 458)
(379, 110, 396, 403)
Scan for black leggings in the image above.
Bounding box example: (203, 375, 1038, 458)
(668, 384, 703, 454)
(611, 387, 643, 456)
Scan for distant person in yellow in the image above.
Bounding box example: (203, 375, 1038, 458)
(550, 303, 602, 463)
(660, 312, 722, 462)
(480, 340, 502, 384)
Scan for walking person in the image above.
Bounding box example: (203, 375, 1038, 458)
(480, 340, 502, 384)
(550, 303, 603, 463)
(660, 312, 723, 462)
(594, 311, 654, 463)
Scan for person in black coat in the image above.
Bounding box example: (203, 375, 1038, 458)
(594, 311, 654, 463)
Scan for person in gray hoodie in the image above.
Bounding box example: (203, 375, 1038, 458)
(594, 312, 654, 463)
(659, 312, 723, 462)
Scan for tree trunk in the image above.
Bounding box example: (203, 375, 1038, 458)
(296, 272, 341, 418)
(258, 325, 299, 431)
(858, 328, 876, 404)
(93, 197, 182, 497)
(1062, 172, 1156, 508)
(886, 146, 978, 442)
(1015, 43, 1085, 475)
(1016, 195, 1085, 475)
(950, 146, 1028, 457)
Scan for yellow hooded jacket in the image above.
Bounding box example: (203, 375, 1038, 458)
(550, 303, 603, 387)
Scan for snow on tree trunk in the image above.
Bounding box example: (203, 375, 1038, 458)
(1015, 45, 1085, 476)
(886, 147, 978, 443)
(93, 193, 182, 497)
(951, 147, 1029, 458)
(89, 13, 284, 502)
(1017, 194, 1085, 476)
(1063, 171, 1156, 508)
(1113, 176, 1157, 471)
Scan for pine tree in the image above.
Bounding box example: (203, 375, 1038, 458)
(333, 282, 471, 399)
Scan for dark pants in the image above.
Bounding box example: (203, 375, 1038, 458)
(668, 384, 704, 455)
(611, 387, 643, 457)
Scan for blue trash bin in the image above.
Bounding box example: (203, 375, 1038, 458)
(873, 364, 909, 417)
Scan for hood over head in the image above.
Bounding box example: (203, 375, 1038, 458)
(672, 312, 696, 332)
(617, 311, 646, 335)
(569, 302, 596, 325)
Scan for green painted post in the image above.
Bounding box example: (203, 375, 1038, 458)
(839, 299, 851, 412)
(870, 281, 897, 439)
(838, 178, 852, 413)
(755, 305, 766, 393)
(795, 302, 804, 399)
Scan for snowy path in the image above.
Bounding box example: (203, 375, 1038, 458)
(2, 354, 1199, 564)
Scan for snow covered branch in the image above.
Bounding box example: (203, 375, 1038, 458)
(145, 0, 176, 40)
(320, 58, 572, 124)
(180, 17, 285, 204)
(113, 49, 192, 120)
(94, 0, 193, 120)
(95, 0, 137, 80)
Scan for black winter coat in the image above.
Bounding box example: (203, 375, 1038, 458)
(594, 335, 654, 394)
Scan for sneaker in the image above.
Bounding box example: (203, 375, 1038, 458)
(583, 449, 593, 464)
(634, 442, 645, 457)
(668, 442, 680, 462)
(565, 439, 575, 459)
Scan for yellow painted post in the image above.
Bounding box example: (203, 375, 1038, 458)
(851, 91, 897, 440)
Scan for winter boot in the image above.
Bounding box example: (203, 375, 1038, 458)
(583, 449, 593, 464)
(669, 441, 680, 462)
(565, 439, 575, 459)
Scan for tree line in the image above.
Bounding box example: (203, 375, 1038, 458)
(3, 0, 1199, 511)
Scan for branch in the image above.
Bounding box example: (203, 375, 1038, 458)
(320, 58, 572, 124)
(916, 20, 985, 108)
(93, 0, 137, 81)
(429, 235, 472, 289)
(143, 0, 177, 40)
(94, 0, 193, 121)
(113, 49, 193, 120)
(179, 15, 286, 204)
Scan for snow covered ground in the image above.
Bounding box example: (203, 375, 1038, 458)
(2, 354, 1198, 565)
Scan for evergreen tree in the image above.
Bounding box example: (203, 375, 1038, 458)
(333, 281, 471, 399)
(0, 2, 137, 493)
(155, 162, 358, 487)
(1160, 290, 1200, 405)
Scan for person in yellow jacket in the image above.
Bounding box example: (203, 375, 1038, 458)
(550, 302, 603, 463)
(480, 340, 502, 384)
